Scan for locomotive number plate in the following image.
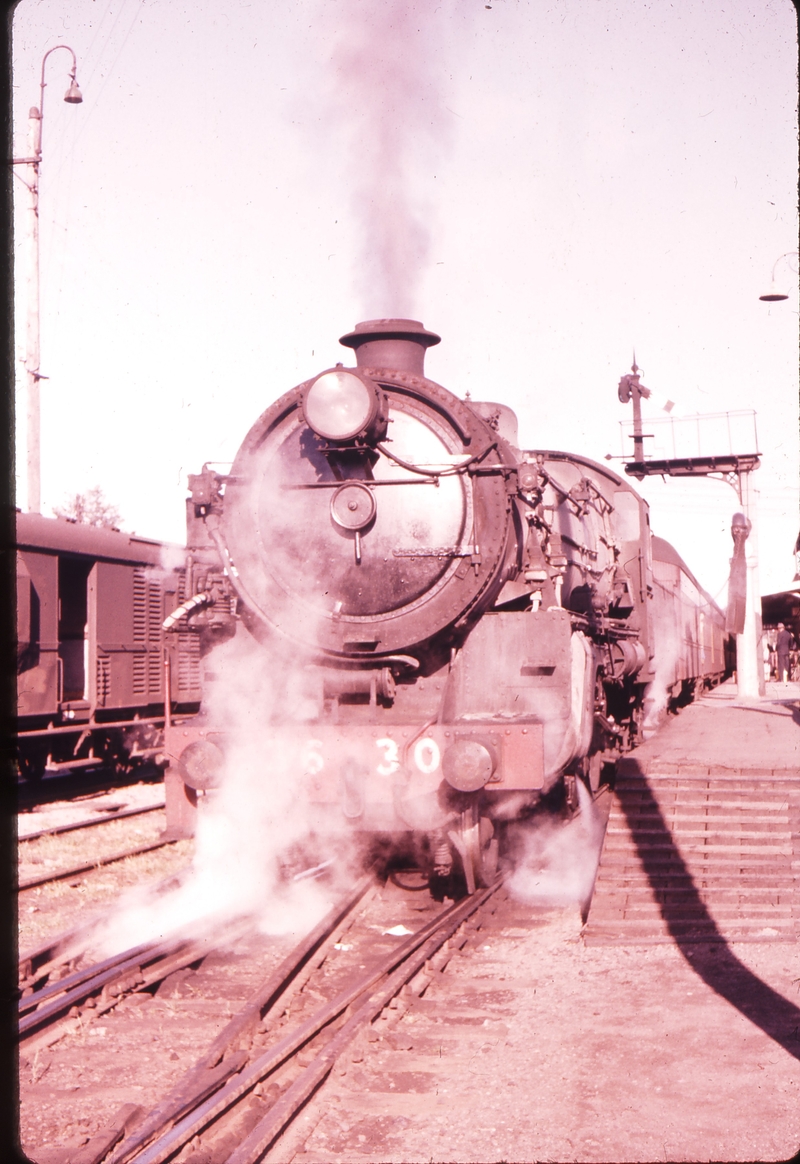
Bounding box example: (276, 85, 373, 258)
(296, 723, 544, 802)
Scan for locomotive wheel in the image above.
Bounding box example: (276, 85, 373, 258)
(478, 835, 499, 886)
(587, 752, 604, 793)
(447, 807, 498, 893)
(564, 773, 580, 815)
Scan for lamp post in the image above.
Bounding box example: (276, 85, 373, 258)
(728, 478, 765, 699)
(12, 45, 82, 514)
(759, 252, 799, 303)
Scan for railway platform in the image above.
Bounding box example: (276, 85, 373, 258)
(585, 677, 800, 945)
(637, 677, 799, 774)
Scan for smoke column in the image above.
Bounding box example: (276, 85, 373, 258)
(92, 483, 358, 956)
(321, 0, 455, 316)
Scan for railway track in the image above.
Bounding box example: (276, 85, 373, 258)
(18, 795, 175, 893)
(20, 869, 508, 1163)
(18, 836, 178, 892)
(17, 766, 166, 811)
(18, 869, 189, 994)
(20, 801, 166, 844)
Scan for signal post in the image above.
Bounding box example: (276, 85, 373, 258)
(618, 365, 764, 699)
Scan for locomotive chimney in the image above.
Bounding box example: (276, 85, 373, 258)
(339, 318, 441, 376)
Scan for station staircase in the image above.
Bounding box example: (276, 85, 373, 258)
(583, 757, 800, 945)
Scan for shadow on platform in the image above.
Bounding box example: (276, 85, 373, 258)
(619, 758, 800, 1063)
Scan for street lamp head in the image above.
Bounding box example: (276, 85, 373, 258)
(759, 284, 789, 302)
(64, 79, 82, 104)
(759, 252, 798, 302)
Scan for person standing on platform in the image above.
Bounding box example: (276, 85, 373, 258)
(775, 623, 794, 684)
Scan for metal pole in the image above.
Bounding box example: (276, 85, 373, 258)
(631, 385, 644, 464)
(735, 469, 765, 699)
(25, 107, 42, 512)
(13, 45, 82, 514)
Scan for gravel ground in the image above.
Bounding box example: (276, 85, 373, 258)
(17, 807, 192, 958)
(18, 782, 166, 840)
(270, 905, 800, 1164)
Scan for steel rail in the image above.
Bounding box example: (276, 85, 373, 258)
(18, 938, 187, 1037)
(129, 881, 501, 1164)
(19, 938, 165, 1016)
(230, 883, 500, 1164)
(18, 837, 178, 891)
(107, 870, 377, 1164)
(19, 928, 248, 1046)
(18, 869, 189, 990)
(19, 926, 93, 983)
(19, 801, 165, 843)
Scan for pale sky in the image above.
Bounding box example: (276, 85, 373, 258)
(12, 0, 799, 599)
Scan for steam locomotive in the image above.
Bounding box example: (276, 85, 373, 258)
(163, 320, 729, 888)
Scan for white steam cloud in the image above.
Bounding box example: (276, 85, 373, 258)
(505, 780, 605, 912)
(93, 599, 357, 957)
(642, 616, 681, 737)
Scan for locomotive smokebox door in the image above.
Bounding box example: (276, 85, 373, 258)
(217, 319, 515, 660)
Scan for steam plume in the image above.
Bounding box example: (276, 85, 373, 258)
(92, 587, 355, 957)
(324, 0, 454, 316)
(506, 781, 605, 912)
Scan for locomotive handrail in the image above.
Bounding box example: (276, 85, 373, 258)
(375, 440, 497, 477)
(16, 713, 188, 739)
(284, 476, 437, 489)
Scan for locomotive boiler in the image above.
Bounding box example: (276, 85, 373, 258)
(164, 320, 728, 888)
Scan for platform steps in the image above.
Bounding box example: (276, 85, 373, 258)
(583, 761, 800, 945)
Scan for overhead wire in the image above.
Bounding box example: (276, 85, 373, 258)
(53, 0, 147, 171)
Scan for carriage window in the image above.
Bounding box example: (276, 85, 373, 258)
(612, 491, 641, 542)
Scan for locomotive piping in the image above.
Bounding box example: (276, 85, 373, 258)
(375, 439, 498, 477)
(206, 524, 275, 641)
(162, 592, 212, 631)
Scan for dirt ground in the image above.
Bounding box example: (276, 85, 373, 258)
(275, 905, 800, 1164)
(17, 782, 185, 957)
(14, 764, 800, 1164)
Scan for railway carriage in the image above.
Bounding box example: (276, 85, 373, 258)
(162, 319, 730, 887)
(16, 512, 201, 781)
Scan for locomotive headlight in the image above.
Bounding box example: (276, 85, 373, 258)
(442, 738, 498, 793)
(302, 369, 380, 442)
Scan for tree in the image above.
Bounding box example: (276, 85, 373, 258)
(53, 486, 123, 530)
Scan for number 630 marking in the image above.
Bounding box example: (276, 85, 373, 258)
(375, 736, 441, 777)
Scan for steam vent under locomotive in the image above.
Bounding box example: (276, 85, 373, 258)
(164, 319, 728, 889)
